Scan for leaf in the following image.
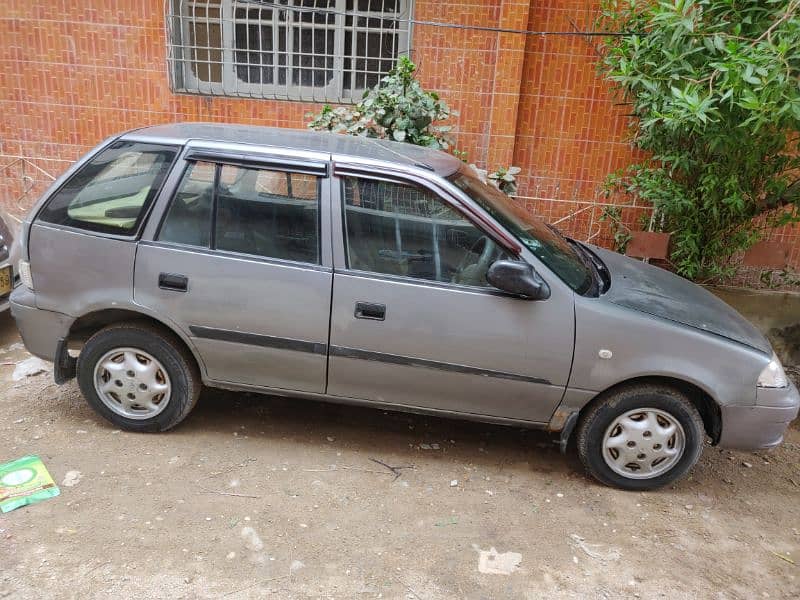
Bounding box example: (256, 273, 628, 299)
(304, 56, 455, 151)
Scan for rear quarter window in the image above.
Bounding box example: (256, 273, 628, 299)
(37, 141, 178, 235)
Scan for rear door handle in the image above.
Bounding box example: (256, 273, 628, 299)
(159, 272, 188, 292)
(354, 302, 386, 321)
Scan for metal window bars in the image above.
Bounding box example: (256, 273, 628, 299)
(166, 0, 412, 103)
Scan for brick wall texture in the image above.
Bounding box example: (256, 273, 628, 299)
(2, 0, 798, 284)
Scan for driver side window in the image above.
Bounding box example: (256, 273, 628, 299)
(342, 177, 508, 287)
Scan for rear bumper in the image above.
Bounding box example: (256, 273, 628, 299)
(719, 382, 800, 450)
(9, 287, 72, 362)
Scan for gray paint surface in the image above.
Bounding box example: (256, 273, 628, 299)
(125, 122, 463, 176)
(596, 247, 771, 354)
(327, 271, 572, 423)
(134, 243, 332, 393)
(28, 224, 138, 316)
(719, 383, 799, 448)
(9, 287, 71, 361)
(569, 294, 766, 406)
(8, 124, 800, 452)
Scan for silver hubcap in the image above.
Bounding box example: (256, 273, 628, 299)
(93, 347, 171, 420)
(602, 408, 685, 479)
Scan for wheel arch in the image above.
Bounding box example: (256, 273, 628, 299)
(582, 376, 721, 444)
(556, 375, 722, 451)
(67, 307, 206, 379)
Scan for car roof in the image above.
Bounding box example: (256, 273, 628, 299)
(123, 122, 463, 176)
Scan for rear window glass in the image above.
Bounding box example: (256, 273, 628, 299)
(157, 161, 215, 248)
(158, 160, 321, 264)
(215, 164, 320, 264)
(37, 141, 178, 235)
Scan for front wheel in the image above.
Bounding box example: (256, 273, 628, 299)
(576, 384, 705, 490)
(77, 322, 200, 432)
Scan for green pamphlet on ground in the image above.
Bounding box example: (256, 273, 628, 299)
(0, 455, 60, 513)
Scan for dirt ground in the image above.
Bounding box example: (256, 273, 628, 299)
(1, 308, 799, 600)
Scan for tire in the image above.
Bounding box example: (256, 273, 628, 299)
(77, 322, 200, 432)
(576, 384, 705, 490)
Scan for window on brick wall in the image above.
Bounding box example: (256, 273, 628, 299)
(167, 0, 412, 103)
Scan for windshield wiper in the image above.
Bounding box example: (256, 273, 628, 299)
(571, 240, 611, 294)
(545, 223, 590, 266)
(541, 223, 603, 295)
(565, 237, 606, 295)
(544, 222, 565, 239)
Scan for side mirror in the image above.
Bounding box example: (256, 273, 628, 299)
(486, 260, 550, 300)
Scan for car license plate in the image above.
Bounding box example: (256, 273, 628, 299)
(0, 266, 11, 296)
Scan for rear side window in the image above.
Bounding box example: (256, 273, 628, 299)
(216, 164, 319, 263)
(158, 161, 321, 265)
(157, 161, 215, 247)
(38, 141, 177, 235)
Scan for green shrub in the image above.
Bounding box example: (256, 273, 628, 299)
(307, 56, 455, 149)
(599, 0, 800, 279)
(307, 57, 522, 197)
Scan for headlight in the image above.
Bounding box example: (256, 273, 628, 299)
(757, 354, 789, 388)
(18, 259, 33, 290)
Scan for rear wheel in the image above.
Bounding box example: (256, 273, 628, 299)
(77, 322, 200, 432)
(576, 384, 705, 490)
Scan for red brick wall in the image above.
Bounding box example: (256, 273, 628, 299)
(1, 0, 798, 282)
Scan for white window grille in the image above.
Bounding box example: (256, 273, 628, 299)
(167, 0, 413, 103)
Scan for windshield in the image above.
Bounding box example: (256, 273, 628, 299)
(447, 166, 593, 294)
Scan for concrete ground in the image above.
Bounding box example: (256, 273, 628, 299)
(1, 300, 799, 599)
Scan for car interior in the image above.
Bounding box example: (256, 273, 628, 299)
(157, 163, 506, 283)
(343, 177, 506, 286)
(158, 162, 319, 264)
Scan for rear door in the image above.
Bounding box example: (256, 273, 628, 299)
(134, 145, 332, 393)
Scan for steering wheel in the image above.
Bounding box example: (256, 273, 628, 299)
(454, 235, 498, 285)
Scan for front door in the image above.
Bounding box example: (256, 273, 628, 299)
(134, 153, 332, 394)
(326, 172, 575, 423)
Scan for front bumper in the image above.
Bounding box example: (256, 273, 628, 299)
(719, 382, 800, 450)
(9, 286, 72, 362)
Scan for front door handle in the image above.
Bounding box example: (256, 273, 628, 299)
(354, 301, 386, 321)
(159, 272, 188, 292)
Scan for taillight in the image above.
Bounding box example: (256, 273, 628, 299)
(18, 260, 33, 290)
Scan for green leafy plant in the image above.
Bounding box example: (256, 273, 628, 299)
(599, 206, 633, 253)
(307, 56, 456, 149)
(488, 166, 522, 196)
(760, 268, 800, 288)
(307, 57, 522, 196)
(598, 0, 800, 280)
(470, 165, 522, 196)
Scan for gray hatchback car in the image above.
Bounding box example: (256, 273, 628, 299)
(10, 123, 799, 490)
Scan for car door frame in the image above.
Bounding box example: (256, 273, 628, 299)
(326, 155, 578, 425)
(328, 154, 577, 305)
(136, 139, 335, 388)
(140, 140, 335, 269)
(328, 158, 524, 269)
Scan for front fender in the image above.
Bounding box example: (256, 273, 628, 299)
(566, 297, 769, 409)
